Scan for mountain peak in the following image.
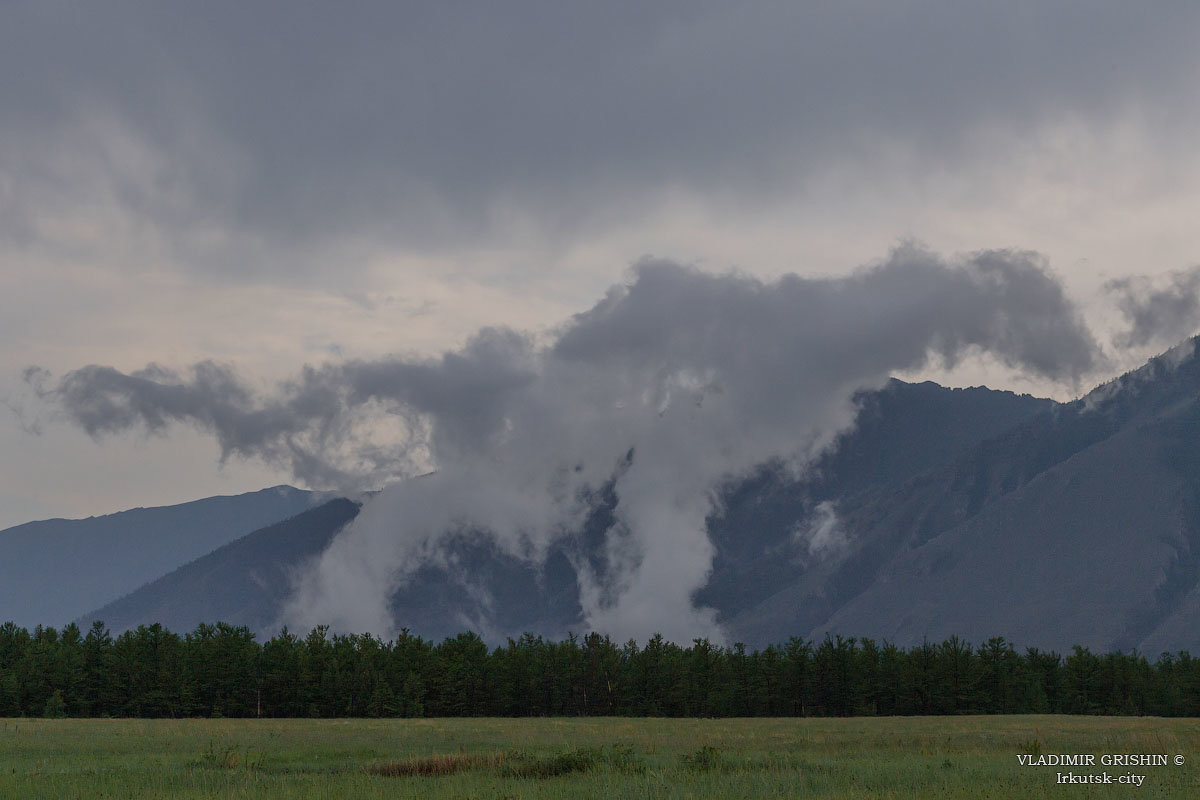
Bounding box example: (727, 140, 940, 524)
(1080, 335, 1200, 414)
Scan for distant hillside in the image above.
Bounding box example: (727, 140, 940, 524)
(0, 486, 318, 627)
(797, 338, 1200, 654)
(67, 341, 1200, 653)
(80, 498, 361, 634)
(697, 379, 1057, 625)
(76, 379, 1057, 643)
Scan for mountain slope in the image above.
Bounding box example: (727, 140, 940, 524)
(79, 499, 591, 641)
(792, 338, 1200, 652)
(698, 380, 1056, 628)
(80, 498, 361, 634)
(76, 379, 1055, 642)
(0, 486, 318, 627)
(812, 418, 1195, 651)
(65, 340, 1200, 653)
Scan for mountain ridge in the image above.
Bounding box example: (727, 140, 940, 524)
(48, 340, 1200, 652)
(0, 485, 320, 628)
(74, 376, 1062, 643)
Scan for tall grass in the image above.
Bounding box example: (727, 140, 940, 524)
(1, 715, 1197, 798)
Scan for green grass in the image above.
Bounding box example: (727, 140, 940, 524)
(1, 716, 1198, 798)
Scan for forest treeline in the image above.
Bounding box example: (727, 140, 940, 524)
(2, 620, 1199, 718)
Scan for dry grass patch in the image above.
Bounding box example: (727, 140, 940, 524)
(367, 752, 504, 777)
(368, 743, 645, 780)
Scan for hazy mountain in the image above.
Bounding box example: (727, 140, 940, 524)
(69, 340, 1200, 653)
(0, 486, 319, 628)
(76, 378, 1056, 642)
(79, 498, 361, 635)
(697, 379, 1057, 625)
(797, 338, 1200, 654)
(79, 498, 595, 641)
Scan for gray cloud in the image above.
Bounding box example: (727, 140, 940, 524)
(37, 330, 539, 490)
(1106, 266, 1200, 349)
(35, 246, 1102, 640)
(4, 2, 1199, 273)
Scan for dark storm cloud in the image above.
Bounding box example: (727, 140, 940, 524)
(38, 246, 1101, 490)
(33, 248, 1104, 638)
(4, 1, 1198, 269)
(38, 329, 539, 488)
(555, 248, 1101, 387)
(1106, 266, 1200, 348)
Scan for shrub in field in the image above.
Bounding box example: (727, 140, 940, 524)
(200, 741, 264, 769)
(500, 747, 600, 778)
(680, 745, 726, 772)
(501, 743, 649, 778)
(604, 742, 647, 774)
(1018, 726, 1044, 758)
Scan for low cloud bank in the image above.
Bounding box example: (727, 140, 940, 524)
(33, 246, 1105, 641)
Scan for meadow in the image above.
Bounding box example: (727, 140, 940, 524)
(2, 715, 1199, 798)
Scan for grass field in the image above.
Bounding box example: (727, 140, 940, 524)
(2, 715, 1198, 798)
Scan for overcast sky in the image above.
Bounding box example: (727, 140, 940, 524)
(4, 1, 1200, 528)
